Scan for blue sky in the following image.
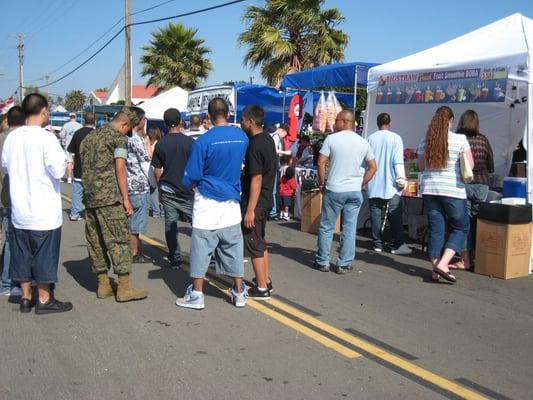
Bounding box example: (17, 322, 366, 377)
(0, 0, 532, 100)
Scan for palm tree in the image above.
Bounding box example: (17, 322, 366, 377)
(140, 23, 212, 93)
(238, 0, 348, 87)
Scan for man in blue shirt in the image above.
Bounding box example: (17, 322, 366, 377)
(176, 98, 249, 310)
(367, 113, 411, 255)
(315, 110, 377, 274)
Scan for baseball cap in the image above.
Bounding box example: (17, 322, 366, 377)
(69, 112, 76, 118)
(163, 108, 181, 128)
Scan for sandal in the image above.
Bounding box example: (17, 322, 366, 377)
(449, 262, 469, 270)
(433, 267, 457, 283)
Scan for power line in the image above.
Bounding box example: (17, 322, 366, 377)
(34, 0, 245, 90)
(42, 0, 179, 78)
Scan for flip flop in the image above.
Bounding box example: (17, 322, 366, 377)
(433, 268, 457, 283)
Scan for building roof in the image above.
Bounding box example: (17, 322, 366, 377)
(132, 85, 158, 99)
(91, 90, 108, 104)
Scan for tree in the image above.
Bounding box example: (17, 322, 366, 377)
(65, 90, 86, 111)
(238, 0, 348, 87)
(140, 23, 212, 92)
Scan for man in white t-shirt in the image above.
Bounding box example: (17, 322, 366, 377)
(367, 113, 411, 255)
(315, 110, 377, 274)
(1, 93, 72, 314)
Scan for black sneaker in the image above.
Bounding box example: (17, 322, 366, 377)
(20, 298, 33, 313)
(314, 262, 330, 272)
(252, 277, 273, 292)
(168, 256, 183, 270)
(248, 286, 271, 300)
(132, 253, 152, 264)
(35, 298, 73, 315)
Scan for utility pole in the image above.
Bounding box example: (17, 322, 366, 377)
(10, 33, 29, 103)
(124, 0, 132, 106)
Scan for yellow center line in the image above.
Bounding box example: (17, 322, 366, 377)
(205, 278, 360, 359)
(62, 193, 487, 399)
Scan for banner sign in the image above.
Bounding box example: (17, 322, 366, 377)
(374, 67, 507, 105)
(187, 86, 235, 115)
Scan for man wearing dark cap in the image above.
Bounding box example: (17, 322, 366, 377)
(151, 108, 194, 268)
(80, 108, 148, 302)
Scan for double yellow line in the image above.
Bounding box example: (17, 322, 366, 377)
(61, 193, 487, 399)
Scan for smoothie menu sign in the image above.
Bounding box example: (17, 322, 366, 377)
(375, 67, 507, 105)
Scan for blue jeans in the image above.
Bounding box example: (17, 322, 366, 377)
(316, 190, 363, 267)
(149, 188, 163, 217)
(369, 195, 404, 250)
(160, 191, 193, 261)
(70, 179, 84, 218)
(423, 195, 468, 260)
(465, 184, 489, 251)
(1, 208, 13, 290)
(270, 172, 278, 217)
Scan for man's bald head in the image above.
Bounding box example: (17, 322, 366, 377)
(334, 110, 355, 132)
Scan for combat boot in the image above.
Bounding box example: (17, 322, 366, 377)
(116, 274, 148, 302)
(97, 273, 113, 299)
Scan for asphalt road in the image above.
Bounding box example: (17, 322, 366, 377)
(1, 185, 532, 400)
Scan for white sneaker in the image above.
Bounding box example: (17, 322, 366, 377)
(175, 285, 205, 310)
(373, 247, 383, 253)
(67, 178, 72, 184)
(230, 283, 248, 308)
(391, 243, 412, 255)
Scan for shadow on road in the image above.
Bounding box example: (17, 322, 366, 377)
(63, 257, 96, 294)
(143, 243, 228, 302)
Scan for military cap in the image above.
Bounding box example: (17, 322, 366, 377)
(121, 107, 140, 127)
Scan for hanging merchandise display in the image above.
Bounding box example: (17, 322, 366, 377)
(325, 91, 343, 132)
(312, 91, 327, 133)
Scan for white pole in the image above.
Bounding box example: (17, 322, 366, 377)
(353, 65, 358, 117)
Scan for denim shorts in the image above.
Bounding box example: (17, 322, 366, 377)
(128, 193, 149, 234)
(280, 196, 294, 207)
(189, 223, 244, 279)
(10, 227, 61, 284)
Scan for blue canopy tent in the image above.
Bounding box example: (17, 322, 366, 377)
(233, 83, 285, 125)
(279, 62, 379, 120)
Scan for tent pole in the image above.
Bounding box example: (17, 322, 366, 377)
(526, 82, 533, 203)
(353, 65, 359, 117)
(282, 88, 287, 123)
(234, 87, 238, 124)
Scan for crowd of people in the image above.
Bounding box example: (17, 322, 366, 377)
(0, 91, 494, 314)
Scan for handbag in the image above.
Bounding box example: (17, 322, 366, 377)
(460, 152, 473, 183)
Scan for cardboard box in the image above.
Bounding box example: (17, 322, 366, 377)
(475, 219, 532, 279)
(300, 191, 340, 234)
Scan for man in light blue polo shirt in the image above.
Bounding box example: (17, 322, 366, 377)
(367, 113, 411, 255)
(315, 110, 377, 274)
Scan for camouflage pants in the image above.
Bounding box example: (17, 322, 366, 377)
(85, 204, 132, 275)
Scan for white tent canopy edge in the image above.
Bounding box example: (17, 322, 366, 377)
(365, 13, 532, 201)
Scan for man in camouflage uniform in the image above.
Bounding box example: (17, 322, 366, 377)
(80, 109, 148, 302)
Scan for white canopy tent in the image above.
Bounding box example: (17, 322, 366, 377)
(365, 13, 532, 201)
(139, 86, 188, 120)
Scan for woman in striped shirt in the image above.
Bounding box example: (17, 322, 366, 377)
(417, 106, 474, 283)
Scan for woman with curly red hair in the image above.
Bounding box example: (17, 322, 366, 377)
(417, 106, 474, 283)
